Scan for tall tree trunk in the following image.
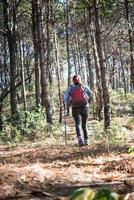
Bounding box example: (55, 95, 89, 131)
(3, 36, 8, 88)
(36, 0, 52, 123)
(92, 35, 103, 120)
(76, 31, 83, 76)
(124, 0, 134, 91)
(64, 0, 71, 115)
(119, 47, 127, 94)
(74, 33, 81, 75)
(54, 32, 62, 123)
(20, 40, 27, 112)
(3, 0, 18, 116)
(84, 10, 94, 89)
(31, 0, 41, 106)
(65, 0, 71, 84)
(71, 45, 77, 74)
(112, 56, 116, 90)
(93, 0, 111, 129)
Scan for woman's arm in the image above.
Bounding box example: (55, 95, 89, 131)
(85, 87, 93, 97)
(64, 84, 72, 103)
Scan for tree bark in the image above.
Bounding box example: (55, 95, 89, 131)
(93, 0, 111, 129)
(64, 0, 71, 115)
(111, 56, 116, 90)
(65, 0, 72, 85)
(119, 46, 127, 94)
(124, 0, 134, 91)
(54, 31, 62, 123)
(31, 0, 41, 106)
(92, 35, 103, 121)
(3, 0, 18, 117)
(84, 9, 94, 90)
(36, 0, 52, 123)
(20, 40, 27, 112)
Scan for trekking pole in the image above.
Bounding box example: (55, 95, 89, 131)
(63, 101, 67, 146)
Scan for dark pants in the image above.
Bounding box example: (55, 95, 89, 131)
(72, 106, 89, 143)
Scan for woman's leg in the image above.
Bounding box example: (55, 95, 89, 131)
(81, 107, 89, 144)
(72, 108, 83, 145)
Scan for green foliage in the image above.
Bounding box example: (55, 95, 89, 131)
(126, 93, 134, 114)
(106, 124, 126, 144)
(0, 104, 65, 145)
(69, 187, 119, 200)
(99, 0, 117, 17)
(75, 0, 91, 10)
(0, 106, 46, 144)
(126, 118, 134, 130)
(19, 0, 32, 18)
(125, 93, 134, 114)
(92, 121, 104, 142)
(110, 88, 127, 102)
(93, 188, 119, 200)
(128, 146, 134, 155)
(130, 103, 134, 114)
(116, 88, 126, 101)
(70, 188, 86, 200)
(22, 107, 46, 137)
(92, 119, 127, 144)
(69, 188, 95, 200)
(110, 89, 134, 117)
(0, 117, 23, 144)
(114, 89, 134, 104)
(43, 122, 65, 137)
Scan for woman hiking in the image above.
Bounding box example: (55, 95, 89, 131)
(64, 75, 93, 147)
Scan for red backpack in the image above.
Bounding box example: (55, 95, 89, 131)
(70, 84, 89, 107)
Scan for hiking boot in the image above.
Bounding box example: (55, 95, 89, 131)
(84, 140, 88, 146)
(78, 137, 84, 147)
(79, 142, 84, 147)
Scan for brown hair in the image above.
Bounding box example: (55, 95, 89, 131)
(72, 75, 81, 83)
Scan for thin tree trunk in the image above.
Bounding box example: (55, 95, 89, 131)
(20, 40, 27, 112)
(54, 32, 62, 123)
(36, 0, 52, 123)
(74, 33, 81, 75)
(71, 45, 77, 74)
(112, 56, 116, 90)
(31, 0, 41, 106)
(119, 47, 127, 94)
(65, 0, 71, 84)
(124, 0, 134, 90)
(84, 10, 94, 89)
(3, 0, 18, 117)
(76, 31, 83, 76)
(92, 35, 103, 120)
(64, 0, 71, 115)
(93, 0, 111, 129)
(3, 36, 8, 88)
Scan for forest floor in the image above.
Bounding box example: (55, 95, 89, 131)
(0, 103, 134, 200)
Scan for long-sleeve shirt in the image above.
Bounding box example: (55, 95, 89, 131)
(64, 84, 93, 104)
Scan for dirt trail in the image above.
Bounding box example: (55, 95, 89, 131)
(0, 141, 134, 199)
(0, 113, 134, 199)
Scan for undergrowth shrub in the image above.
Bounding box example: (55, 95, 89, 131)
(41, 122, 65, 144)
(0, 118, 22, 144)
(92, 119, 127, 144)
(0, 106, 46, 144)
(128, 146, 134, 155)
(116, 88, 126, 100)
(129, 103, 134, 114)
(69, 187, 119, 200)
(0, 105, 65, 145)
(111, 88, 134, 103)
(126, 92, 134, 103)
(126, 117, 134, 130)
